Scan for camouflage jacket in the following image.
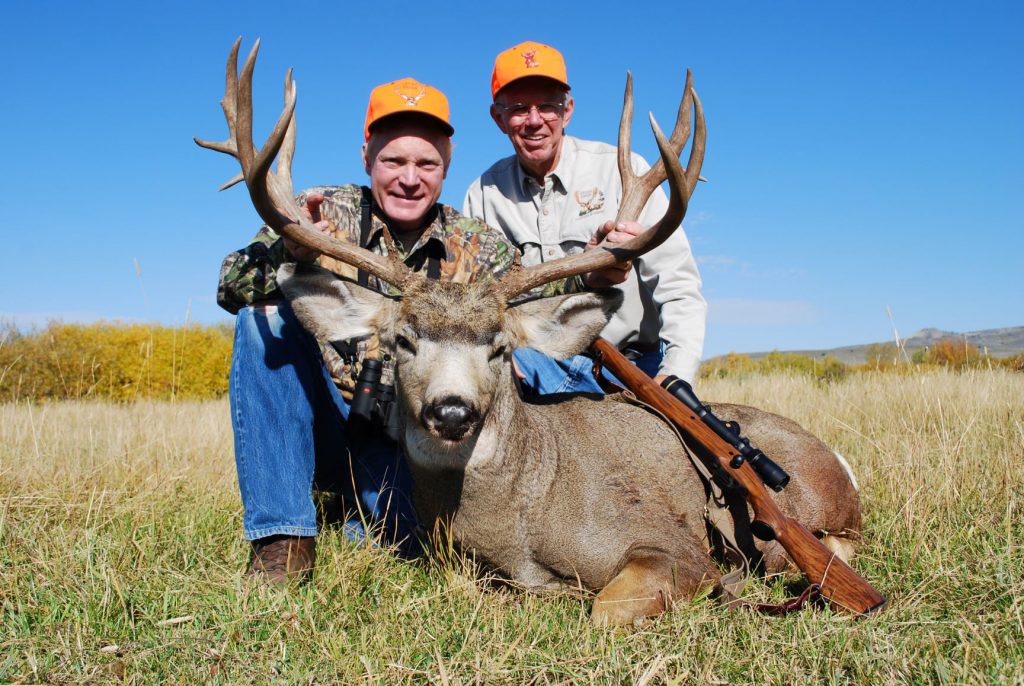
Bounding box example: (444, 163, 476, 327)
(217, 184, 580, 397)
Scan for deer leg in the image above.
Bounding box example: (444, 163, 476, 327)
(591, 552, 711, 626)
(821, 533, 856, 565)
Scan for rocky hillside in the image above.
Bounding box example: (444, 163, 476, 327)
(742, 326, 1024, 365)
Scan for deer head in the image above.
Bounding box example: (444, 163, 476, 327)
(275, 266, 620, 458)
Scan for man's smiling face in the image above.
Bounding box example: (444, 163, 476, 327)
(363, 119, 450, 232)
(491, 77, 573, 181)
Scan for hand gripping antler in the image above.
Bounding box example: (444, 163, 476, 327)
(195, 38, 414, 288)
(497, 70, 705, 300)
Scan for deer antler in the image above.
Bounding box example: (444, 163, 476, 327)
(497, 70, 705, 300)
(195, 38, 414, 289)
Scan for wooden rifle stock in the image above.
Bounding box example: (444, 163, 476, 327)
(592, 338, 887, 616)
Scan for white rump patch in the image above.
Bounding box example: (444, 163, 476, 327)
(833, 449, 859, 492)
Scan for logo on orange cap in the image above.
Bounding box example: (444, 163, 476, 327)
(491, 41, 570, 99)
(394, 82, 426, 107)
(364, 77, 453, 141)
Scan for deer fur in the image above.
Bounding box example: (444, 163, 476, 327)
(278, 263, 861, 625)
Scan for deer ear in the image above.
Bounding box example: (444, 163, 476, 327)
(507, 290, 623, 359)
(277, 263, 396, 341)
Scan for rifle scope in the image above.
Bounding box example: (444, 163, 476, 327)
(660, 375, 791, 492)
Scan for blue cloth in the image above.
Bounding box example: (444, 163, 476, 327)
(229, 302, 418, 553)
(513, 345, 664, 395)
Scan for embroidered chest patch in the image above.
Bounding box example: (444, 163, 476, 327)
(574, 188, 606, 217)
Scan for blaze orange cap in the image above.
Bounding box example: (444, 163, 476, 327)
(364, 77, 453, 141)
(491, 41, 570, 99)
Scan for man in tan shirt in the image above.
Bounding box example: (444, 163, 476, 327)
(465, 41, 707, 392)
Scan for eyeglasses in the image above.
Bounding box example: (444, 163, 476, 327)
(496, 101, 566, 123)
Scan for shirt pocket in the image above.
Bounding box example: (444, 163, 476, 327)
(560, 210, 613, 256)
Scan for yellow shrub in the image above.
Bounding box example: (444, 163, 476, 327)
(699, 351, 848, 382)
(926, 339, 980, 368)
(0, 321, 233, 402)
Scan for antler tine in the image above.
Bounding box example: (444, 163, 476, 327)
(668, 70, 695, 156)
(273, 68, 297, 201)
(497, 69, 704, 301)
(616, 72, 638, 211)
(195, 39, 414, 289)
(222, 38, 241, 134)
(234, 39, 260, 172)
(682, 85, 706, 199)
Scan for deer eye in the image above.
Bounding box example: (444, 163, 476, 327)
(395, 334, 417, 354)
(488, 334, 507, 361)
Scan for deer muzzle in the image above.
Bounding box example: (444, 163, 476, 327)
(420, 396, 481, 442)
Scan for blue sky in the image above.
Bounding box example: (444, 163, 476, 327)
(3, 1, 1021, 357)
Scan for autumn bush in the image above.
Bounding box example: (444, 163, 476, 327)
(699, 350, 848, 382)
(0, 320, 233, 402)
(925, 338, 980, 367)
(700, 339, 1021, 382)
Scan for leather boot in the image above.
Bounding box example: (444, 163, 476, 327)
(247, 535, 316, 584)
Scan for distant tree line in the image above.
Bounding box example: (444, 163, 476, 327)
(699, 340, 1023, 382)
(1, 322, 1020, 402)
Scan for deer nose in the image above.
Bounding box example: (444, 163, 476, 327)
(421, 396, 480, 439)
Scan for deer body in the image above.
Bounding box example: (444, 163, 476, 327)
(409, 392, 860, 594)
(278, 269, 861, 624)
(407, 391, 722, 593)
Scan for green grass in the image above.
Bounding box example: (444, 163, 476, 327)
(1, 370, 1022, 684)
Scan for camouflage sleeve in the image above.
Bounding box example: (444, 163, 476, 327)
(535, 273, 586, 297)
(446, 212, 584, 297)
(216, 225, 296, 314)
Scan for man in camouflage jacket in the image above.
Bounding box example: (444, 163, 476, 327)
(217, 78, 572, 583)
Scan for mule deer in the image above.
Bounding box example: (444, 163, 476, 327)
(198, 40, 863, 625)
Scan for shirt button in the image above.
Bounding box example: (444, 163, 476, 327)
(546, 248, 556, 257)
(542, 208, 549, 216)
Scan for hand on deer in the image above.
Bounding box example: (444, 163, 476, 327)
(283, 192, 331, 262)
(582, 220, 643, 287)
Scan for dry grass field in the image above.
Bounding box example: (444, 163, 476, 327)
(2, 369, 1022, 684)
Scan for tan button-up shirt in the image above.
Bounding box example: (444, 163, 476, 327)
(464, 135, 706, 383)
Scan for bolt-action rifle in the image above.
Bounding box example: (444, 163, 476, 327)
(591, 338, 887, 616)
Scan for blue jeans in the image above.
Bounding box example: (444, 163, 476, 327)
(513, 344, 663, 395)
(229, 302, 418, 553)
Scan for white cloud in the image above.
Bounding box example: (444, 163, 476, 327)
(691, 254, 806, 281)
(696, 254, 736, 270)
(707, 298, 815, 326)
(683, 210, 712, 229)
